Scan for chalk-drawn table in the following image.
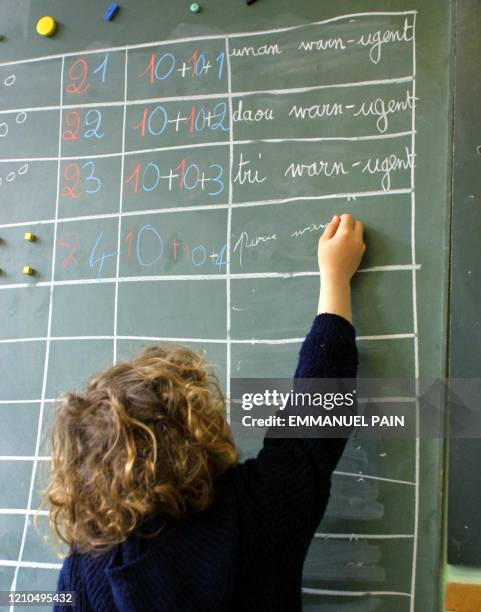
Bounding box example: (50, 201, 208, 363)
(0, 9, 447, 612)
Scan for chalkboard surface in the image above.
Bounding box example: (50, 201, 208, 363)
(0, 1, 452, 610)
(448, 0, 481, 567)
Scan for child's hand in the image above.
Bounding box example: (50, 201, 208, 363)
(318, 213, 366, 285)
(317, 213, 366, 323)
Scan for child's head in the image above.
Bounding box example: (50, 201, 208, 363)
(44, 345, 238, 555)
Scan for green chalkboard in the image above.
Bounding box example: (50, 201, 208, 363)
(0, 1, 453, 610)
(448, 0, 481, 567)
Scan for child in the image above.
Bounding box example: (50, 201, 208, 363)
(47, 212, 365, 611)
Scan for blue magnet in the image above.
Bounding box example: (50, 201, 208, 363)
(104, 3, 120, 21)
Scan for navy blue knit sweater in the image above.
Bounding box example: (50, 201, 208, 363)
(54, 313, 358, 612)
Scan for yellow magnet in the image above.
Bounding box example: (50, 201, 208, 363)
(24, 232, 36, 242)
(23, 265, 34, 276)
(36, 16, 57, 37)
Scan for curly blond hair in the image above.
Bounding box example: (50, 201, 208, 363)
(41, 345, 238, 555)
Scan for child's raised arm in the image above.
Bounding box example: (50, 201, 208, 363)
(237, 212, 366, 544)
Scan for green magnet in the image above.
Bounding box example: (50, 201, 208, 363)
(190, 3, 201, 13)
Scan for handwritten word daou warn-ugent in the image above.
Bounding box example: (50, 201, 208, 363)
(233, 99, 274, 124)
(298, 17, 414, 64)
(352, 89, 416, 133)
(289, 88, 416, 134)
(288, 103, 343, 120)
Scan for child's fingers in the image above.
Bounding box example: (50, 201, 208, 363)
(354, 219, 364, 237)
(322, 214, 341, 239)
(354, 221, 366, 253)
(339, 213, 355, 231)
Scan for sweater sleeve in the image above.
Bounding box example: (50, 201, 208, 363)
(53, 555, 91, 612)
(294, 313, 358, 379)
(238, 313, 358, 541)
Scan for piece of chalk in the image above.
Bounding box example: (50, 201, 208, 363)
(24, 232, 36, 242)
(190, 3, 201, 13)
(36, 16, 57, 37)
(23, 265, 34, 276)
(104, 3, 120, 21)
